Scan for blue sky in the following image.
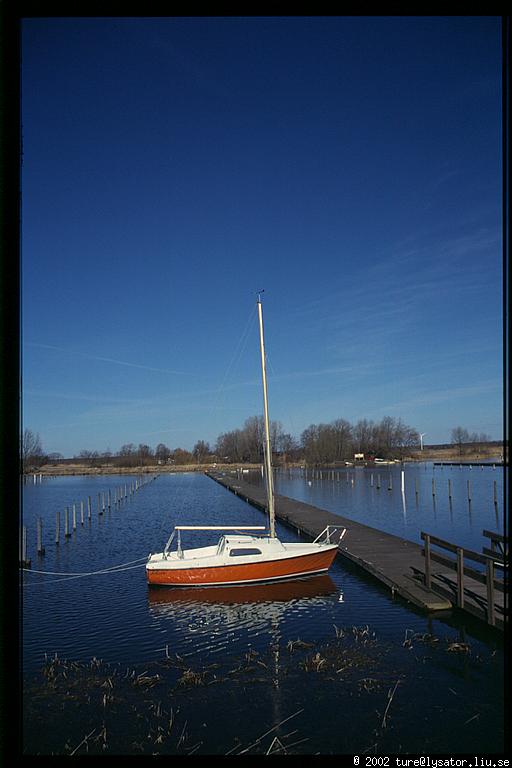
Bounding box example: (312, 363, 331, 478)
(21, 16, 503, 456)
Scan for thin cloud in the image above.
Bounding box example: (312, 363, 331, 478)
(379, 381, 501, 412)
(24, 342, 192, 376)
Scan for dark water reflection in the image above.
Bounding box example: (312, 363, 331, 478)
(21, 471, 506, 754)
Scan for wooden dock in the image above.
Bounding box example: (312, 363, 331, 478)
(207, 471, 505, 631)
(433, 461, 503, 467)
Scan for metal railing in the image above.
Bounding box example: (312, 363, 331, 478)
(313, 525, 347, 545)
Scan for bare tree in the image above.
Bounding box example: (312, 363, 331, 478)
(451, 426, 470, 456)
(21, 429, 45, 471)
(155, 443, 171, 463)
(117, 443, 138, 467)
(193, 440, 210, 463)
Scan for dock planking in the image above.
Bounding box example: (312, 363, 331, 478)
(207, 471, 505, 630)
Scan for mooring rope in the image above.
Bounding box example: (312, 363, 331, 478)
(20, 556, 148, 586)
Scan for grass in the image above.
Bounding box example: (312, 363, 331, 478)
(21, 624, 504, 755)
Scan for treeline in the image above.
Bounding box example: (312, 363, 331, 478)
(300, 416, 419, 463)
(74, 414, 420, 466)
(21, 420, 500, 472)
(450, 427, 492, 456)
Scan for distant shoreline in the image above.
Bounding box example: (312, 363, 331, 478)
(23, 448, 504, 477)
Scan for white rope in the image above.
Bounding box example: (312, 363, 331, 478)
(20, 555, 148, 576)
(19, 557, 148, 586)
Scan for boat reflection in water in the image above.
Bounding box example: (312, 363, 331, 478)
(147, 573, 340, 668)
(147, 573, 338, 609)
(147, 573, 341, 735)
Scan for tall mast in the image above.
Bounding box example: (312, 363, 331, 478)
(257, 294, 276, 538)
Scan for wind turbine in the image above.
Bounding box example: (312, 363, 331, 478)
(420, 433, 427, 451)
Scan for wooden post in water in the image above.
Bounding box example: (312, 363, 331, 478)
(388, 474, 392, 491)
(65, 507, 71, 538)
(102, 492, 106, 513)
(401, 470, 405, 493)
(55, 510, 60, 545)
(432, 478, 436, 497)
(415, 478, 419, 497)
(370, 473, 374, 487)
(448, 478, 452, 499)
(20, 526, 31, 568)
(88, 496, 91, 520)
(37, 517, 45, 555)
(98, 493, 101, 515)
(108, 489, 111, 510)
(493, 480, 498, 506)
(467, 480, 472, 502)
(80, 500, 84, 526)
(377, 473, 381, 490)
(72, 503, 77, 531)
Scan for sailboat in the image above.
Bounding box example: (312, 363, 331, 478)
(146, 295, 346, 587)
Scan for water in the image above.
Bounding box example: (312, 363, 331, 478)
(20, 469, 506, 754)
(267, 462, 505, 554)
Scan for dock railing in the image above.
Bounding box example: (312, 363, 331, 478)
(482, 529, 507, 560)
(420, 531, 505, 627)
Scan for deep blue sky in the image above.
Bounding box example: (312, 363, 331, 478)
(21, 16, 503, 456)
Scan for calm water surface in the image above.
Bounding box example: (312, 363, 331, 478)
(267, 462, 504, 553)
(21, 469, 506, 754)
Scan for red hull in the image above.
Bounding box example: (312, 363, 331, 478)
(147, 547, 338, 587)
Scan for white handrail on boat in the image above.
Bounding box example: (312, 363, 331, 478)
(313, 526, 347, 545)
(163, 525, 267, 557)
(174, 526, 267, 531)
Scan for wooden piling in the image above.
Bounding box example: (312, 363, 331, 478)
(467, 480, 472, 501)
(432, 478, 436, 496)
(72, 503, 77, 530)
(448, 478, 452, 499)
(388, 474, 392, 491)
(80, 500, 84, 525)
(98, 493, 101, 515)
(20, 525, 31, 568)
(55, 510, 60, 545)
(415, 478, 419, 496)
(493, 480, 498, 505)
(65, 507, 71, 538)
(88, 496, 91, 520)
(377, 473, 381, 489)
(37, 517, 45, 555)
